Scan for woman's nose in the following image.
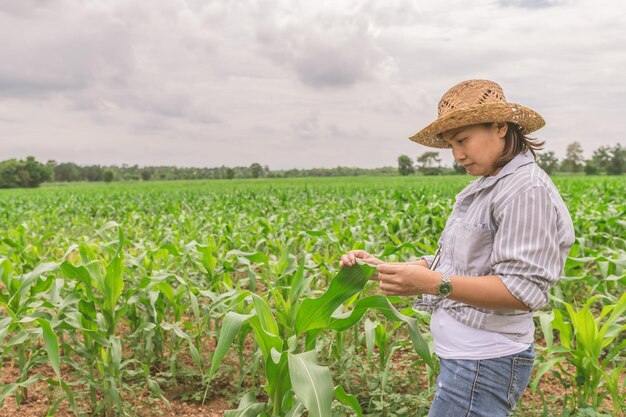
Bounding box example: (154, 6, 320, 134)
(452, 146, 465, 162)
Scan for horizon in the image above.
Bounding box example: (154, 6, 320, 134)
(2, 141, 606, 171)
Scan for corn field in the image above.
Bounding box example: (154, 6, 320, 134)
(0, 175, 624, 417)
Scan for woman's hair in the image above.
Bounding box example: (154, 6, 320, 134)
(485, 122, 544, 169)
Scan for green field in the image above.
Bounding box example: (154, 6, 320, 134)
(1, 175, 624, 417)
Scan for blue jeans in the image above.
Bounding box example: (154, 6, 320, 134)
(428, 344, 535, 417)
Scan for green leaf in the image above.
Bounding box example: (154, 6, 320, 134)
(289, 258, 308, 303)
(536, 311, 554, 351)
(295, 262, 376, 334)
(265, 349, 292, 412)
(20, 262, 59, 292)
(208, 312, 254, 381)
(364, 319, 376, 360)
(0, 375, 41, 405)
(189, 340, 202, 370)
(288, 351, 334, 417)
(110, 336, 122, 377)
(328, 295, 433, 368)
(224, 392, 265, 417)
(334, 385, 363, 417)
(104, 253, 124, 315)
(251, 294, 279, 336)
(37, 318, 61, 381)
(284, 401, 305, 417)
(247, 315, 283, 358)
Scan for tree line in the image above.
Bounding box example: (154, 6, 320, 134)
(0, 159, 398, 189)
(398, 142, 625, 176)
(0, 141, 623, 189)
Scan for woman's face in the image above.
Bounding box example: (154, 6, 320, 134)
(441, 123, 507, 176)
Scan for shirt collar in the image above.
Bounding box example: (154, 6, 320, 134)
(457, 152, 535, 200)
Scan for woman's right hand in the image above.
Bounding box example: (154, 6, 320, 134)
(339, 250, 383, 268)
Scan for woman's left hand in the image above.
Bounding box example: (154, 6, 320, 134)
(374, 263, 439, 296)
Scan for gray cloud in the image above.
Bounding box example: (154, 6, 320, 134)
(0, 4, 131, 97)
(499, 0, 565, 8)
(256, 6, 392, 88)
(0, 0, 625, 168)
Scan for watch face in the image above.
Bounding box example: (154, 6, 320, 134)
(438, 282, 453, 297)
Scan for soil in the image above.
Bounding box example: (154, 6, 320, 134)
(1, 341, 622, 417)
(0, 361, 230, 417)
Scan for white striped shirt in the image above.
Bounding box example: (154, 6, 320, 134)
(414, 152, 575, 343)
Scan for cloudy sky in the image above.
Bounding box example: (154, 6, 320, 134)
(1, 0, 625, 169)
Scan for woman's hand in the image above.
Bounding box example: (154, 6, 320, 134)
(374, 263, 440, 296)
(339, 250, 383, 268)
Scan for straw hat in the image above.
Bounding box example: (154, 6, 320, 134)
(409, 80, 545, 148)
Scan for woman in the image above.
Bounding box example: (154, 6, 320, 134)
(340, 80, 575, 417)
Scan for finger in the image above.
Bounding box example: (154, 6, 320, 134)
(379, 281, 397, 295)
(376, 263, 399, 274)
(377, 273, 396, 286)
(370, 273, 380, 281)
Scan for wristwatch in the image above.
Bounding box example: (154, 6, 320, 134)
(437, 272, 453, 298)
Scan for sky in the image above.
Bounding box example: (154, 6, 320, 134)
(1, 0, 625, 169)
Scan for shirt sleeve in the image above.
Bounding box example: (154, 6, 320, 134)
(420, 255, 435, 268)
(490, 186, 562, 311)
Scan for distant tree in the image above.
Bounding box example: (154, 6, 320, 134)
(225, 168, 235, 179)
(140, 168, 152, 181)
(537, 151, 559, 175)
(103, 170, 114, 183)
(250, 163, 263, 179)
(397, 155, 414, 176)
(416, 152, 442, 175)
(54, 162, 82, 182)
(83, 165, 104, 182)
(23, 156, 52, 186)
(584, 160, 598, 175)
(583, 144, 625, 175)
(0, 156, 52, 188)
(607, 143, 625, 175)
(584, 146, 609, 175)
(560, 142, 584, 173)
(46, 160, 57, 173)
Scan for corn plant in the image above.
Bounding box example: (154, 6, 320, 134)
(0, 258, 73, 410)
(207, 261, 432, 416)
(57, 226, 133, 416)
(533, 293, 626, 416)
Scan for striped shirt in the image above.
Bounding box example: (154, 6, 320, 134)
(413, 152, 575, 343)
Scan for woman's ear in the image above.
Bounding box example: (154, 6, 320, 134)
(495, 122, 508, 139)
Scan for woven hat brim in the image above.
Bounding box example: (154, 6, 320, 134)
(409, 102, 545, 149)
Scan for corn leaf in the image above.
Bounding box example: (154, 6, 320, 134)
(295, 262, 376, 335)
(208, 312, 253, 381)
(19, 262, 59, 293)
(223, 392, 265, 417)
(334, 385, 363, 417)
(0, 375, 41, 405)
(37, 318, 61, 381)
(327, 295, 434, 368)
(288, 350, 334, 417)
(251, 294, 279, 336)
(104, 253, 124, 315)
(265, 348, 292, 410)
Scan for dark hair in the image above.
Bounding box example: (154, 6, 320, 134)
(484, 122, 544, 169)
